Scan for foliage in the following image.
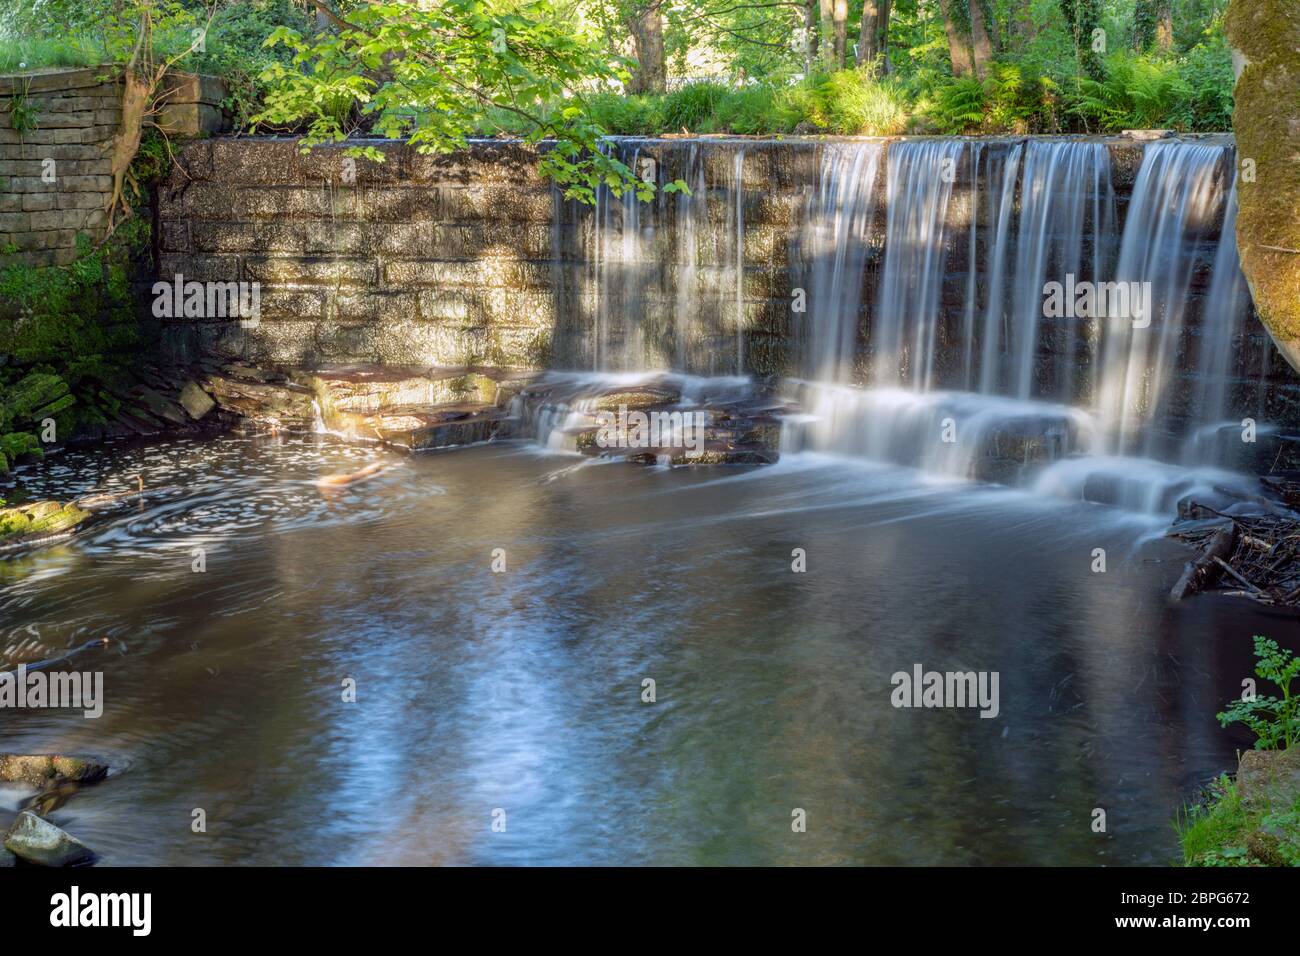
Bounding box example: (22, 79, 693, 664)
(1, 0, 1240, 140)
(812, 69, 912, 135)
(0, 132, 166, 472)
(253, 0, 684, 203)
(6, 86, 41, 136)
(1176, 775, 1300, 867)
(1217, 636, 1300, 752)
(1071, 49, 1192, 130)
(0, 234, 141, 469)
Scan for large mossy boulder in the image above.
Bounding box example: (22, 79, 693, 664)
(0, 500, 91, 546)
(1225, 0, 1300, 373)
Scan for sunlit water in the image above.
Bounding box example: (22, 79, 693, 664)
(1, 432, 1293, 865)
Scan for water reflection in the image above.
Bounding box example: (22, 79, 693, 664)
(0, 433, 1290, 865)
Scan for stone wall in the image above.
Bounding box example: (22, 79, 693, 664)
(157, 138, 562, 369)
(0, 66, 225, 268)
(0, 68, 120, 267)
(153, 134, 1298, 438)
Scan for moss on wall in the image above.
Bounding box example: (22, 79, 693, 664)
(1225, 0, 1300, 373)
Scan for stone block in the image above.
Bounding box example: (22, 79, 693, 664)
(243, 256, 377, 286)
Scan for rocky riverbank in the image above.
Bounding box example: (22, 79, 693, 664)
(1, 754, 109, 867)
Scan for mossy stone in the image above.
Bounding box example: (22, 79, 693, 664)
(1226, 0, 1300, 372)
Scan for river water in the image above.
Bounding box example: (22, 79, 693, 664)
(1, 431, 1289, 865)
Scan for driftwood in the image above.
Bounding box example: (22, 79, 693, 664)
(1171, 525, 1238, 600)
(74, 475, 145, 510)
(1169, 481, 1300, 606)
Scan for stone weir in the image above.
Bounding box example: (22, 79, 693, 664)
(152, 134, 1300, 476)
(153, 134, 1152, 375)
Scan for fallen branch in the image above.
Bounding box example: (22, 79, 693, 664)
(1170, 525, 1237, 600)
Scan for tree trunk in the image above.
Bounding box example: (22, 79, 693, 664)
(879, 0, 892, 73)
(1224, 0, 1300, 374)
(938, 0, 973, 77)
(1133, 0, 1156, 50)
(856, 0, 890, 70)
(804, 0, 820, 72)
(832, 0, 847, 68)
(1155, 0, 1174, 52)
(969, 0, 994, 78)
(820, 0, 835, 70)
(628, 4, 666, 94)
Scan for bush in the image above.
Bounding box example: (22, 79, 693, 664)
(661, 83, 730, 132)
(816, 69, 912, 136)
(585, 92, 667, 135)
(1070, 51, 1194, 131)
(1217, 636, 1300, 751)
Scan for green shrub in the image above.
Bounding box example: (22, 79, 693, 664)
(661, 83, 729, 132)
(1217, 636, 1300, 751)
(817, 69, 912, 136)
(1180, 35, 1236, 131)
(1070, 51, 1193, 131)
(928, 75, 986, 133)
(585, 92, 667, 135)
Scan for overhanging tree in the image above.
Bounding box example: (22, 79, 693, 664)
(255, 0, 678, 202)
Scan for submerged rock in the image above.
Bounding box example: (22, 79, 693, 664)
(0, 500, 92, 548)
(4, 810, 95, 867)
(0, 755, 109, 789)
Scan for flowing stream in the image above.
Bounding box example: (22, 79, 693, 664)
(2, 135, 1296, 866)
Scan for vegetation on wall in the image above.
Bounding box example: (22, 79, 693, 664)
(0, 133, 167, 473)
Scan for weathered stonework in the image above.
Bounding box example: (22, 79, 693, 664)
(0, 66, 226, 268)
(157, 139, 564, 369)
(153, 133, 1298, 447)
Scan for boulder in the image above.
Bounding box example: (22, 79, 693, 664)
(1237, 747, 1300, 809)
(179, 381, 217, 420)
(4, 810, 95, 867)
(1225, 0, 1300, 374)
(0, 500, 91, 547)
(0, 754, 109, 789)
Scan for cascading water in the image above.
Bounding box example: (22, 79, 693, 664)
(796, 142, 884, 381)
(872, 140, 966, 391)
(1005, 141, 1115, 402)
(554, 135, 1277, 516)
(1095, 141, 1231, 457)
(580, 140, 748, 375)
(783, 136, 1271, 513)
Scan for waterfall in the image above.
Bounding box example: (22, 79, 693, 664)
(554, 135, 1278, 516)
(1007, 142, 1115, 401)
(974, 143, 1023, 394)
(782, 137, 1269, 512)
(872, 140, 966, 391)
(584, 141, 746, 375)
(1095, 141, 1231, 457)
(797, 142, 884, 381)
